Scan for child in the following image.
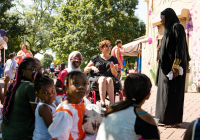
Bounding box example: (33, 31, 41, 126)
(96, 73, 160, 140)
(32, 72, 57, 140)
(4, 53, 16, 84)
(49, 71, 95, 140)
(55, 51, 83, 103)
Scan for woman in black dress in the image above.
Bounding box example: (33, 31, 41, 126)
(155, 8, 190, 128)
(84, 40, 119, 107)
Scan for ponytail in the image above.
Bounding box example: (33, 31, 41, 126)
(104, 100, 135, 117)
(104, 73, 152, 117)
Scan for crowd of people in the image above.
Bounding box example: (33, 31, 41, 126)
(0, 7, 198, 140)
(0, 39, 161, 140)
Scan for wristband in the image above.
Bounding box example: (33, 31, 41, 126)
(172, 58, 181, 69)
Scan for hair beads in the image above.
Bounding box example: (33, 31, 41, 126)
(64, 79, 67, 86)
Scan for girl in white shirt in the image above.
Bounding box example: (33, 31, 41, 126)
(97, 73, 160, 140)
(49, 71, 90, 140)
(32, 72, 57, 140)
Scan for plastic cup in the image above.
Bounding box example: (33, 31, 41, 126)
(154, 118, 160, 125)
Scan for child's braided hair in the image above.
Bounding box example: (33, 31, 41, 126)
(2, 57, 39, 124)
(32, 71, 54, 93)
(63, 70, 87, 92)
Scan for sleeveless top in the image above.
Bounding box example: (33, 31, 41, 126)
(50, 63, 55, 69)
(17, 50, 30, 64)
(33, 102, 56, 140)
(96, 106, 159, 140)
(111, 46, 123, 68)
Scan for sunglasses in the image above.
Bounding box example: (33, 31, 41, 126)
(24, 67, 40, 73)
(103, 45, 112, 48)
(70, 57, 83, 61)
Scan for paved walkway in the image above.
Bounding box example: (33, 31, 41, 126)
(142, 86, 200, 140)
(0, 78, 200, 140)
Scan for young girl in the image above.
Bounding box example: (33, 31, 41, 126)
(32, 72, 57, 140)
(55, 51, 83, 103)
(49, 71, 95, 140)
(96, 73, 160, 140)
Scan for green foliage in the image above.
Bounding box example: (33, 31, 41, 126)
(124, 56, 137, 68)
(40, 53, 54, 68)
(13, 0, 64, 55)
(150, 69, 156, 84)
(51, 0, 146, 66)
(0, 0, 26, 62)
(54, 52, 68, 67)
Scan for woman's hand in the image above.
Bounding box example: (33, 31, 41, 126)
(92, 66, 99, 72)
(172, 68, 179, 78)
(26, 52, 31, 57)
(110, 63, 118, 77)
(110, 63, 115, 69)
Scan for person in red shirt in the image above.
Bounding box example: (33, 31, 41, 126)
(111, 40, 123, 79)
(55, 51, 83, 104)
(17, 44, 33, 65)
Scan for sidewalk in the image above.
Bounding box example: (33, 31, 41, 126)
(0, 78, 200, 139)
(142, 86, 198, 140)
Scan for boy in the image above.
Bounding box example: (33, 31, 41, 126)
(5, 53, 16, 84)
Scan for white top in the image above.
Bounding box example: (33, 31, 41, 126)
(50, 63, 55, 69)
(96, 106, 159, 140)
(33, 102, 56, 140)
(5, 59, 16, 72)
(48, 102, 86, 140)
(96, 106, 140, 140)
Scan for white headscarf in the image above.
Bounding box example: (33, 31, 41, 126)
(67, 51, 82, 72)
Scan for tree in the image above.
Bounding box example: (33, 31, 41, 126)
(40, 53, 53, 68)
(12, 0, 63, 55)
(0, 0, 26, 62)
(51, 0, 146, 69)
(54, 52, 68, 67)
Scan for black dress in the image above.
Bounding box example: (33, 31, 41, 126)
(88, 55, 121, 91)
(155, 22, 189, 125)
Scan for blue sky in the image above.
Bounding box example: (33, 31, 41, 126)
(135, 0, 147, 23)
(18, 0, 147, 60)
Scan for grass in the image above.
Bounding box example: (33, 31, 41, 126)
(122, 71, 127, 81)
(122, 75, 127, 80)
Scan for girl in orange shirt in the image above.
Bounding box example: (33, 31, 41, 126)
(49, 71, 96, 140)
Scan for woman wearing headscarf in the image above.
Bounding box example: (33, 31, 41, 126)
(155, 8, 190, 128)
(55, 51, 83, 103)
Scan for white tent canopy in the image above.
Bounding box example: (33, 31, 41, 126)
(120, 37, 148, 56)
